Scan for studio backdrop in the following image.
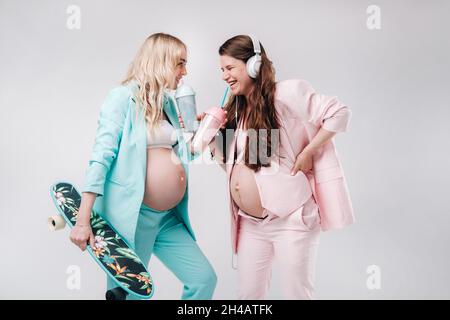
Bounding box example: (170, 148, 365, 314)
(1, 0, 449, 299)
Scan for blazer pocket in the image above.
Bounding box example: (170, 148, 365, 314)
(105, 177, 128, 193)
(314, 175, 354, 230)
(299, 196, 321, 231)
(314, 165, 343, 183)
(105, 177, 128, 189)
(100, 178, 132, 222)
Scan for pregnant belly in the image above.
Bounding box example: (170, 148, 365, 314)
(143, 148, 187, 211)
(230, 163, 265, 218)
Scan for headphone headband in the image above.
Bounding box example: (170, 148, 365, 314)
(245, 34, 262, 79)
(248, 34, 261, 55)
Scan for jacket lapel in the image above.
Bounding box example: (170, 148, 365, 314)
(275, 105, 298, 163)
(226, 133, 237, 180)
(128, 96, 147, 177)
(163, 95, 180, 130)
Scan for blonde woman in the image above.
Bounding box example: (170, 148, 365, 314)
(69, 33, 217, 300)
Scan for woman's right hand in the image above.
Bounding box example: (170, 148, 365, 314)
(70, 223, 95, 252)
(196, 112, 207, 122)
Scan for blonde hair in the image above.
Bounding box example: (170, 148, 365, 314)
(122, 33, 186, 131)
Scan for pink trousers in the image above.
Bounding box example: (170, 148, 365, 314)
(236, 195, 321, 300)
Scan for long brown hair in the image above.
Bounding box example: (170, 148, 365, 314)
(219, 35, 280, 172)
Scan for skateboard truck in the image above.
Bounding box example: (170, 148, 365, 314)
(105, 287, 128, 300)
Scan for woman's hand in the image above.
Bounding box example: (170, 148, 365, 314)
(291, 149, 314, 176)
(70, 192, 97, 251)
(196, 112, 205, 121)
(70, 220, 95, 252)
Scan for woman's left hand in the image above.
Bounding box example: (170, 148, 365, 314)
(291, 149, 314, 176)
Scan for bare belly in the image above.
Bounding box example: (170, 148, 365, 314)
(230, 163, 266, 218)
(143, 148, 187, 211)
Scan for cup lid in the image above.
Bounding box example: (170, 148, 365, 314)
(175, 84, 196, 99)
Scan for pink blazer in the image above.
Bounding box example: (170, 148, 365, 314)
(216, 79, 354, 254)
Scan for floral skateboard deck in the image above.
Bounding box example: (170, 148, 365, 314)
(49, 181, 153, 300)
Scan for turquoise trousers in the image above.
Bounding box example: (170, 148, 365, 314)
(107, 202, 217, 300)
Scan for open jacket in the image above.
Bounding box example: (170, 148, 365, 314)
(83, 82, 199, 248)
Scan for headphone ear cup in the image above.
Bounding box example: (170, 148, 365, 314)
(246, 55, 261, 79)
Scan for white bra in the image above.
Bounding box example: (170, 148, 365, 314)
(147, 119, 177, 149)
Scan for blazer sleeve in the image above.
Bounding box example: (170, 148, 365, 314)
(278, 79, 352, 133)
(83, 86, 131, 196)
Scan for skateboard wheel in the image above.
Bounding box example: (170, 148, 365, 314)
(105, 287, 128, 300)
(48, 215, 66, 231)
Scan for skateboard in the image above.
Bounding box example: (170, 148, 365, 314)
(49, 181, 154, 300)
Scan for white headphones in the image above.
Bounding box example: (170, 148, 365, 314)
(246, 34, 262, 79)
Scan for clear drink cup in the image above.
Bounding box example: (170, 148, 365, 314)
(175, 84, 198, 133)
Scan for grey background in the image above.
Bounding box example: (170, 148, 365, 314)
(1, 0, 449, 299)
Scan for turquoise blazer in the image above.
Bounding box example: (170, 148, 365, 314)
(83, 82, 199, 248)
